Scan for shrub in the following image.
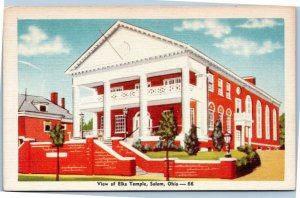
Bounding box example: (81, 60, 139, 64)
(153, 138, 183, 152)
(132, 139, 152, 153)
(212, 115, 224, 151)
(236, 145, 261, 177)
(184, 125, 199, 155)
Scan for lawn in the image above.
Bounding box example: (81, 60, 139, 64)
(145, 150, 246, 160)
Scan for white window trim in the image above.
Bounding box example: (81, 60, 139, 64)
(226, 82, 231, 99)
(44, 121, 52, 133)
(111, 86, 123, 92)
(218, 79, 223, 96)
(61, 124, 67, 130)
(115, 115, 126, 134)
(208, 74, 214, 92)
(256, 101, 262, 138)
(208, 109, 214, 131)
(273, 109, 277, 140)
(163, 77, 181, 85)
(235, 98, 242, 113)
(265, 106, 270, 140)
(226, 115, 231, 133)
(190, 108, 195, 126)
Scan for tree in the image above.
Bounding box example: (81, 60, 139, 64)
(280, 113, 285, 149)
(212, 115, 224, 152)
(155, 109, 177, 181)
(83, 118, 93, 130)
(184, 124, 199, 155)
(49, 124, 65, 181)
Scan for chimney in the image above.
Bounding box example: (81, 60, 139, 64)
(51, 92, 58, 105)
(61, 98, 65, 109)
(243, 76, 256, 85)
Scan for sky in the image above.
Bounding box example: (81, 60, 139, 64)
(18, 18, 285, 113)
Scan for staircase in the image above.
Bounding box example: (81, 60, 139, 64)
(135, 166, 147, 175)
(103, 138, 112, 148)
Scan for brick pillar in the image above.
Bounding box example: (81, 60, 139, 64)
(85, 137, 94, 175)
(19, 139, 34, 173)
(220, 158, 236, 179)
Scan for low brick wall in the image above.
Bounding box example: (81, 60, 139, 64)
(113, 138, 236, 179)
(164, 158, 236, 179)
(19, 137, 136, 176)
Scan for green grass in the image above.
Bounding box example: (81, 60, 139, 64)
(145, 150, 246, 160)
(18, 174, 165, 181)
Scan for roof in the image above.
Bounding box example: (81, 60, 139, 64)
(18, 94, 73, 120)
(65, 20, 280, 107)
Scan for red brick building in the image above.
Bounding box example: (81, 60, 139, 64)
(18, 92, 73, 144)
(65, 21, 280, 150)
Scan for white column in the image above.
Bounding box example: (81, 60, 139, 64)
(103, 81, 111, 139)
(73, 85, 81, 139)
(92, 112, 98, 136)
(248, 127, 252, 145)
(139, 74, 148, 137)
(196, 101, 202, 137)
(181, 67, 191, 140)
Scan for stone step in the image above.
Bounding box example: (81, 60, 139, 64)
(135, 166, 147, 176)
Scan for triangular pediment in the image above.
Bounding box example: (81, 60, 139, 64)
(66, 21, 187, 74)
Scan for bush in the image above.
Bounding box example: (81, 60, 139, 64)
(132, 139, 152, 153)
(153, 138, 183, 152)
(236, 145, 261, 177)
(212, 116, 224, 151)
(184, 125, 199, 155)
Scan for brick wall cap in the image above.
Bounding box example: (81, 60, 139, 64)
(23, 138, 35, 142)
(30, 141, 51, 145)
(175, 159, 221, 164)
(220, 157, 237, 162)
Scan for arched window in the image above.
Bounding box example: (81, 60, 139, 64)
(245, 95, 252, 116)
(218, 105, 224, 125)
(208, 102, 215, 130)
(226, 109, 232, 133)
(265, 106, 270, 139)
(256, 101, 262, 138)
(273, 109, 277, 140)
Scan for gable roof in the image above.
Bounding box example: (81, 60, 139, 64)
(65, 20, 280, 107)
(18, 94, 73, 121)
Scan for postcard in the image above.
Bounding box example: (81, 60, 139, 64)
(3, 6, 296, 191)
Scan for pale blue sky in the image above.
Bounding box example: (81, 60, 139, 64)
(18, 19, 285, 113)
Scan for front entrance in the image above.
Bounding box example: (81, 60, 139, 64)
(132, 112, 152, 139)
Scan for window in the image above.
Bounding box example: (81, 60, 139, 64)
(44, 121, 52, 132)
(163, 77, 181, 85)
(61, 124, 67, 130)
(208, 74, 214, 92)
(40, 105, 47, 112)
(218, 79, 223, 96)
(226, 83, 231, 99)
(115, 115, 126, 133)
(111, 86, 123, 92)
(100, 116, 104, 129)
(134, 82, 151, 89)
(226, 116, 231, 133)
(235, 98, 242, 113)
(190, 108, 195, 126)
(273, 109, 277, 140)
(265, 106, 270, 139)
(208, 110, 214, 130)
(256, 101, 262, 138)
(245, 95, 252, 116)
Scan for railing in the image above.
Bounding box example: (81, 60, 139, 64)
(82, 129, 104, 139)
(80, 83, 199, 105)
(234, 112, 253, 126)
